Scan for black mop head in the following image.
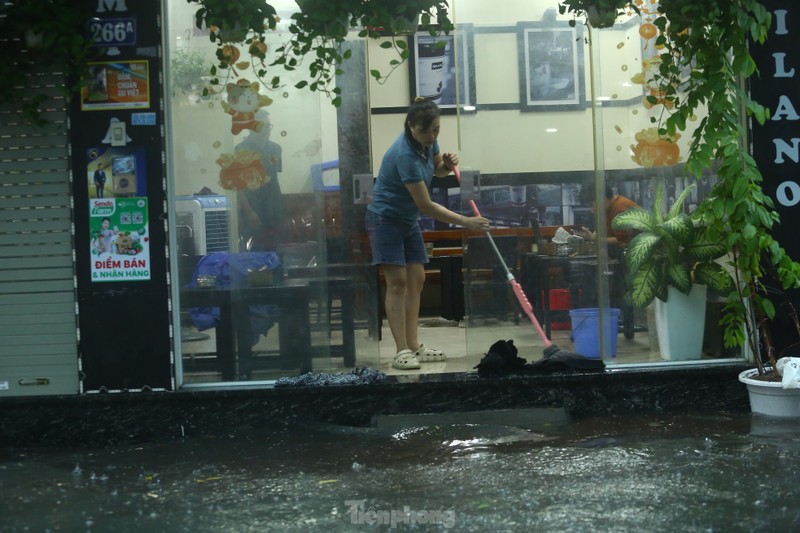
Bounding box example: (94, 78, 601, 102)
(542, 343, 580, 358)
(537, 343, 605, 372)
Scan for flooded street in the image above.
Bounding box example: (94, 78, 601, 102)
(2, 411, 799, 532)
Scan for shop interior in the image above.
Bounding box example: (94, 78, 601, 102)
(163, 0, 742, 387)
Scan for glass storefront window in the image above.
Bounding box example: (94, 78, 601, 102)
(165, 1, 380, 386)
(455, 1, 738, 367)
(164, 0, 745, 386)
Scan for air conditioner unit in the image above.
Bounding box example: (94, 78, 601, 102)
(175, 195, 230, 255)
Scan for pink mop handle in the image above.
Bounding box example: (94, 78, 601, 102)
(510, 279, 552, 347)
(452, 165, 552, 347)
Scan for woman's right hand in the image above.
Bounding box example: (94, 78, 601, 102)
(463, 216, 491, 231)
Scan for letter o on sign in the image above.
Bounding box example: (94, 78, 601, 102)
(776, 181, 800, 207)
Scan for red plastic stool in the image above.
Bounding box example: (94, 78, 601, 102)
(549, 288, 571, 330)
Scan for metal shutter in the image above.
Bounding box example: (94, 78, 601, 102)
(0, 70, 79, 397)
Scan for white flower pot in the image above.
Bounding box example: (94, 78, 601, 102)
(655, 285, 707, 360)
(739, 368, 800, 417)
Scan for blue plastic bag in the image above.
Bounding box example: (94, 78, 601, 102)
(187, 252, 281, 344)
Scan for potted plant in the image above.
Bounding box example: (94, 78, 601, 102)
(557, 0, 639, 29)
(187, 0, 279, 43)
(360, 0, 452, 35)
(187, 0, 454, 107)
(738, 290, 800, 417)
(623, 1, 800, 410)
(612, 182, 733, 360)
(563, 0, 800, 408)
(294, 0, 360, 41)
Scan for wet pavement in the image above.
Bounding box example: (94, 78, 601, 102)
(2, 410, 798, 532)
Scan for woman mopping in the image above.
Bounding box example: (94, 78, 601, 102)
(366, 98, 490, 370)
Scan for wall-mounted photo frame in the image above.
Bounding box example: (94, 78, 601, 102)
(409, 24, 477, 114)
(517, 22, 586, 112)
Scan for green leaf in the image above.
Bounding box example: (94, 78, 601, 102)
(694, 263, 733, 292)
(626, 232, 661, 275)
(629, 262, 662, 308)
(666, 263, 692, 293)
(668, 185, 696, 219)
(762, 297, 776, 320)
(660, 213, 694, 245)
(684, 233, 727, 262)
(611, 208, 654, 232)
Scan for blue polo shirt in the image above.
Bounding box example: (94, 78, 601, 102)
(368, 132, 440, 224)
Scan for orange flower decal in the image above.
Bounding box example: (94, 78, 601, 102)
(218, 45, 240, 64)
(216, 151, 268, 191)
(639, 23, 657, 40)
(631, 128, 681, 167)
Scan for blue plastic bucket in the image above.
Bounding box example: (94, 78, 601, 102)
(569, 308, 620, 359)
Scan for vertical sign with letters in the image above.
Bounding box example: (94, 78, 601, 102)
(750, 1, 800, 352)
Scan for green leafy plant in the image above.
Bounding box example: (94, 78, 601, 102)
(359, 0, 454, 87)
(641, 0, 800, 376)
(188, 0, 279, 42)
(187, 0, 454, 107)
(557, 0, 640, 28)
(563, 0, 800, 375)
(0, 0, 97, 125)
(612, 182, 732, 308)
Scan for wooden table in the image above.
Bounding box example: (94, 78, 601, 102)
(181, 282, 312, 379)
(287, 264, 379, 341)
(288, 275, 357, 367)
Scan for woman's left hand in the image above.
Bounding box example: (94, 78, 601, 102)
(443, 152, 459, 170)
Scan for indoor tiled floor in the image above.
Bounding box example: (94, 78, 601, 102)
(180, 309, 663, 384)
(376, 314, 660, 378)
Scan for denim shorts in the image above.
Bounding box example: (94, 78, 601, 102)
(365, 210, 429, 266)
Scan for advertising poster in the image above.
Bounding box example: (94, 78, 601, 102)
(86, 146, 146, 199)
(89, 197, 151, 282)
(81, 60, 150, 110)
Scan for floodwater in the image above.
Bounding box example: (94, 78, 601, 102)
(1, 411, 799, 532)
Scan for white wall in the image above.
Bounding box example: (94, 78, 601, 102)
(366, 0, 700, 176)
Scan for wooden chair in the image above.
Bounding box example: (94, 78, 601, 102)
(462, 235, 519, 325)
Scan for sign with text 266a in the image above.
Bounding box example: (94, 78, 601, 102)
(89, 197, 151, 282)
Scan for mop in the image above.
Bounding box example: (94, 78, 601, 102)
(453, 165, 578, 359)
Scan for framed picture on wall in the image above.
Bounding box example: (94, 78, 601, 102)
(517, 22, 586, 112)
(409, 24, 477, 114)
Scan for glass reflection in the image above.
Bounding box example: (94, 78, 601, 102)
(167, 1, 380, 386)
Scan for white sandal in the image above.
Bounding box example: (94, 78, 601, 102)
(414, 344, 446, 362)
(392, 349, 421, 370)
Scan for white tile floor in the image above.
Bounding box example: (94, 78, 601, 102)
(376, 315, 660, 377)
(180, 311, 663, 384)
